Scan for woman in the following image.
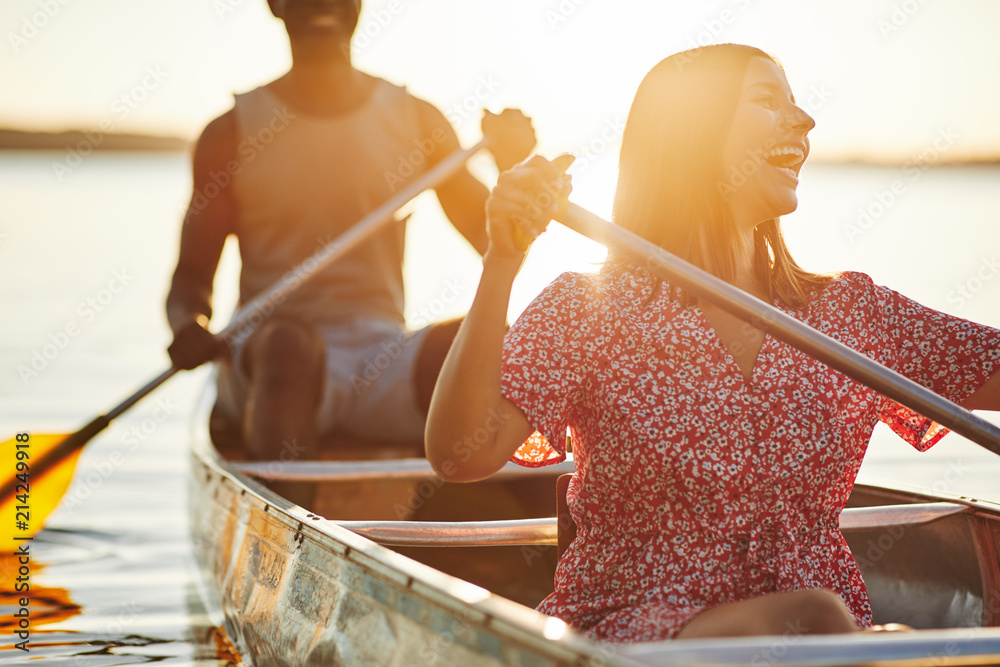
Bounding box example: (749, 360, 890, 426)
(424, 44, 1000, 642)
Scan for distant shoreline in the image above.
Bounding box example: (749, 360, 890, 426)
(0, 128, 191, 152)
(1, 127, 996, 166)
(808, 155, 1000, 168)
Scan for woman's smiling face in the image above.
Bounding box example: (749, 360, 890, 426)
(721, 56, 816, 231)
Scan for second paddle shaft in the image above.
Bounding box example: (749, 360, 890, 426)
(556, 202, 1000, 456)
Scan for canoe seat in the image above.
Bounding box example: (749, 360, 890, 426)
(209, 404, 425, 462)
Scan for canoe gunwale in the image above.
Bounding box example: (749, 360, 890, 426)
(618, 627, 1000, 666)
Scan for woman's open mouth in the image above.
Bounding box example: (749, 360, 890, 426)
(762, 145, 805, 179)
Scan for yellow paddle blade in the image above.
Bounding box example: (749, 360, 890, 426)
(0, 553, 82, 631)
(1, 434, 83, 553)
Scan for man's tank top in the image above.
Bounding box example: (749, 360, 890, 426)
(231, 79, 428, 327)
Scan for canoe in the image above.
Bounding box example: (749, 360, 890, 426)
(189, 397, 1000, 666)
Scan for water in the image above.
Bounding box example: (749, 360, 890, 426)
(0, 151, 238, 665)
(0, 150, 998, 664)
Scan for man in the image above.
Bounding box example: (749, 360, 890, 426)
(166, 0, 535, 505)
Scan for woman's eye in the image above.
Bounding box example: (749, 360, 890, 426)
(755, 95, 778, 110)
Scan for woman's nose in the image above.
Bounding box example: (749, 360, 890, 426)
(787, 104, 816, 133)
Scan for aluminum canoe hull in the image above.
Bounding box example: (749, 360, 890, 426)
(189, 409, 1000, 666)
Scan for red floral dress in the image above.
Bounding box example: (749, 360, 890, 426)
(500, 263, 1000, 643)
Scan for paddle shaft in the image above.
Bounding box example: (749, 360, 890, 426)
(217, 138, 489, 345)
(556, 203, 1000, 456)
(2, 139, 490, 504)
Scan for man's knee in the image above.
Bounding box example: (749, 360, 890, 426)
(245, 319, 324, 382)
(419, 318, 463, 360)
(414, 317, 464, 412)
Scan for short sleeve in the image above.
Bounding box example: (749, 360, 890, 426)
(868, 278, 1000, 450)
(501, 272, 593, 466)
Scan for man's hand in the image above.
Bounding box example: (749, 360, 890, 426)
(167, 314, 225, 370)
(482, 109, 536, 173)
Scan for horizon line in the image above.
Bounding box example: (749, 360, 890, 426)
(1, 126, 998, 167)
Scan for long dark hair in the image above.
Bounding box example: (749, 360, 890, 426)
(611, 44, 829, 307)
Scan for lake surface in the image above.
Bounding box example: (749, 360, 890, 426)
(0, 150, 998, 664)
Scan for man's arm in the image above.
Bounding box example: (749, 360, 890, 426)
(415, 100, 535, 255)
(165, 111, 239, 369)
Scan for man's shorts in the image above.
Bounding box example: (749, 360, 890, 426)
(215, 319, 431, 443)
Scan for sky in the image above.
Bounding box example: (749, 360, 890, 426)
(3, 0, 1000, 163)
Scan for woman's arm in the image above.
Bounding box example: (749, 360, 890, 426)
(425, 156, 573, 482)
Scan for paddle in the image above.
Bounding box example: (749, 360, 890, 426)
(554, 202, 1000, 457)
(0, 138, 490, 550)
